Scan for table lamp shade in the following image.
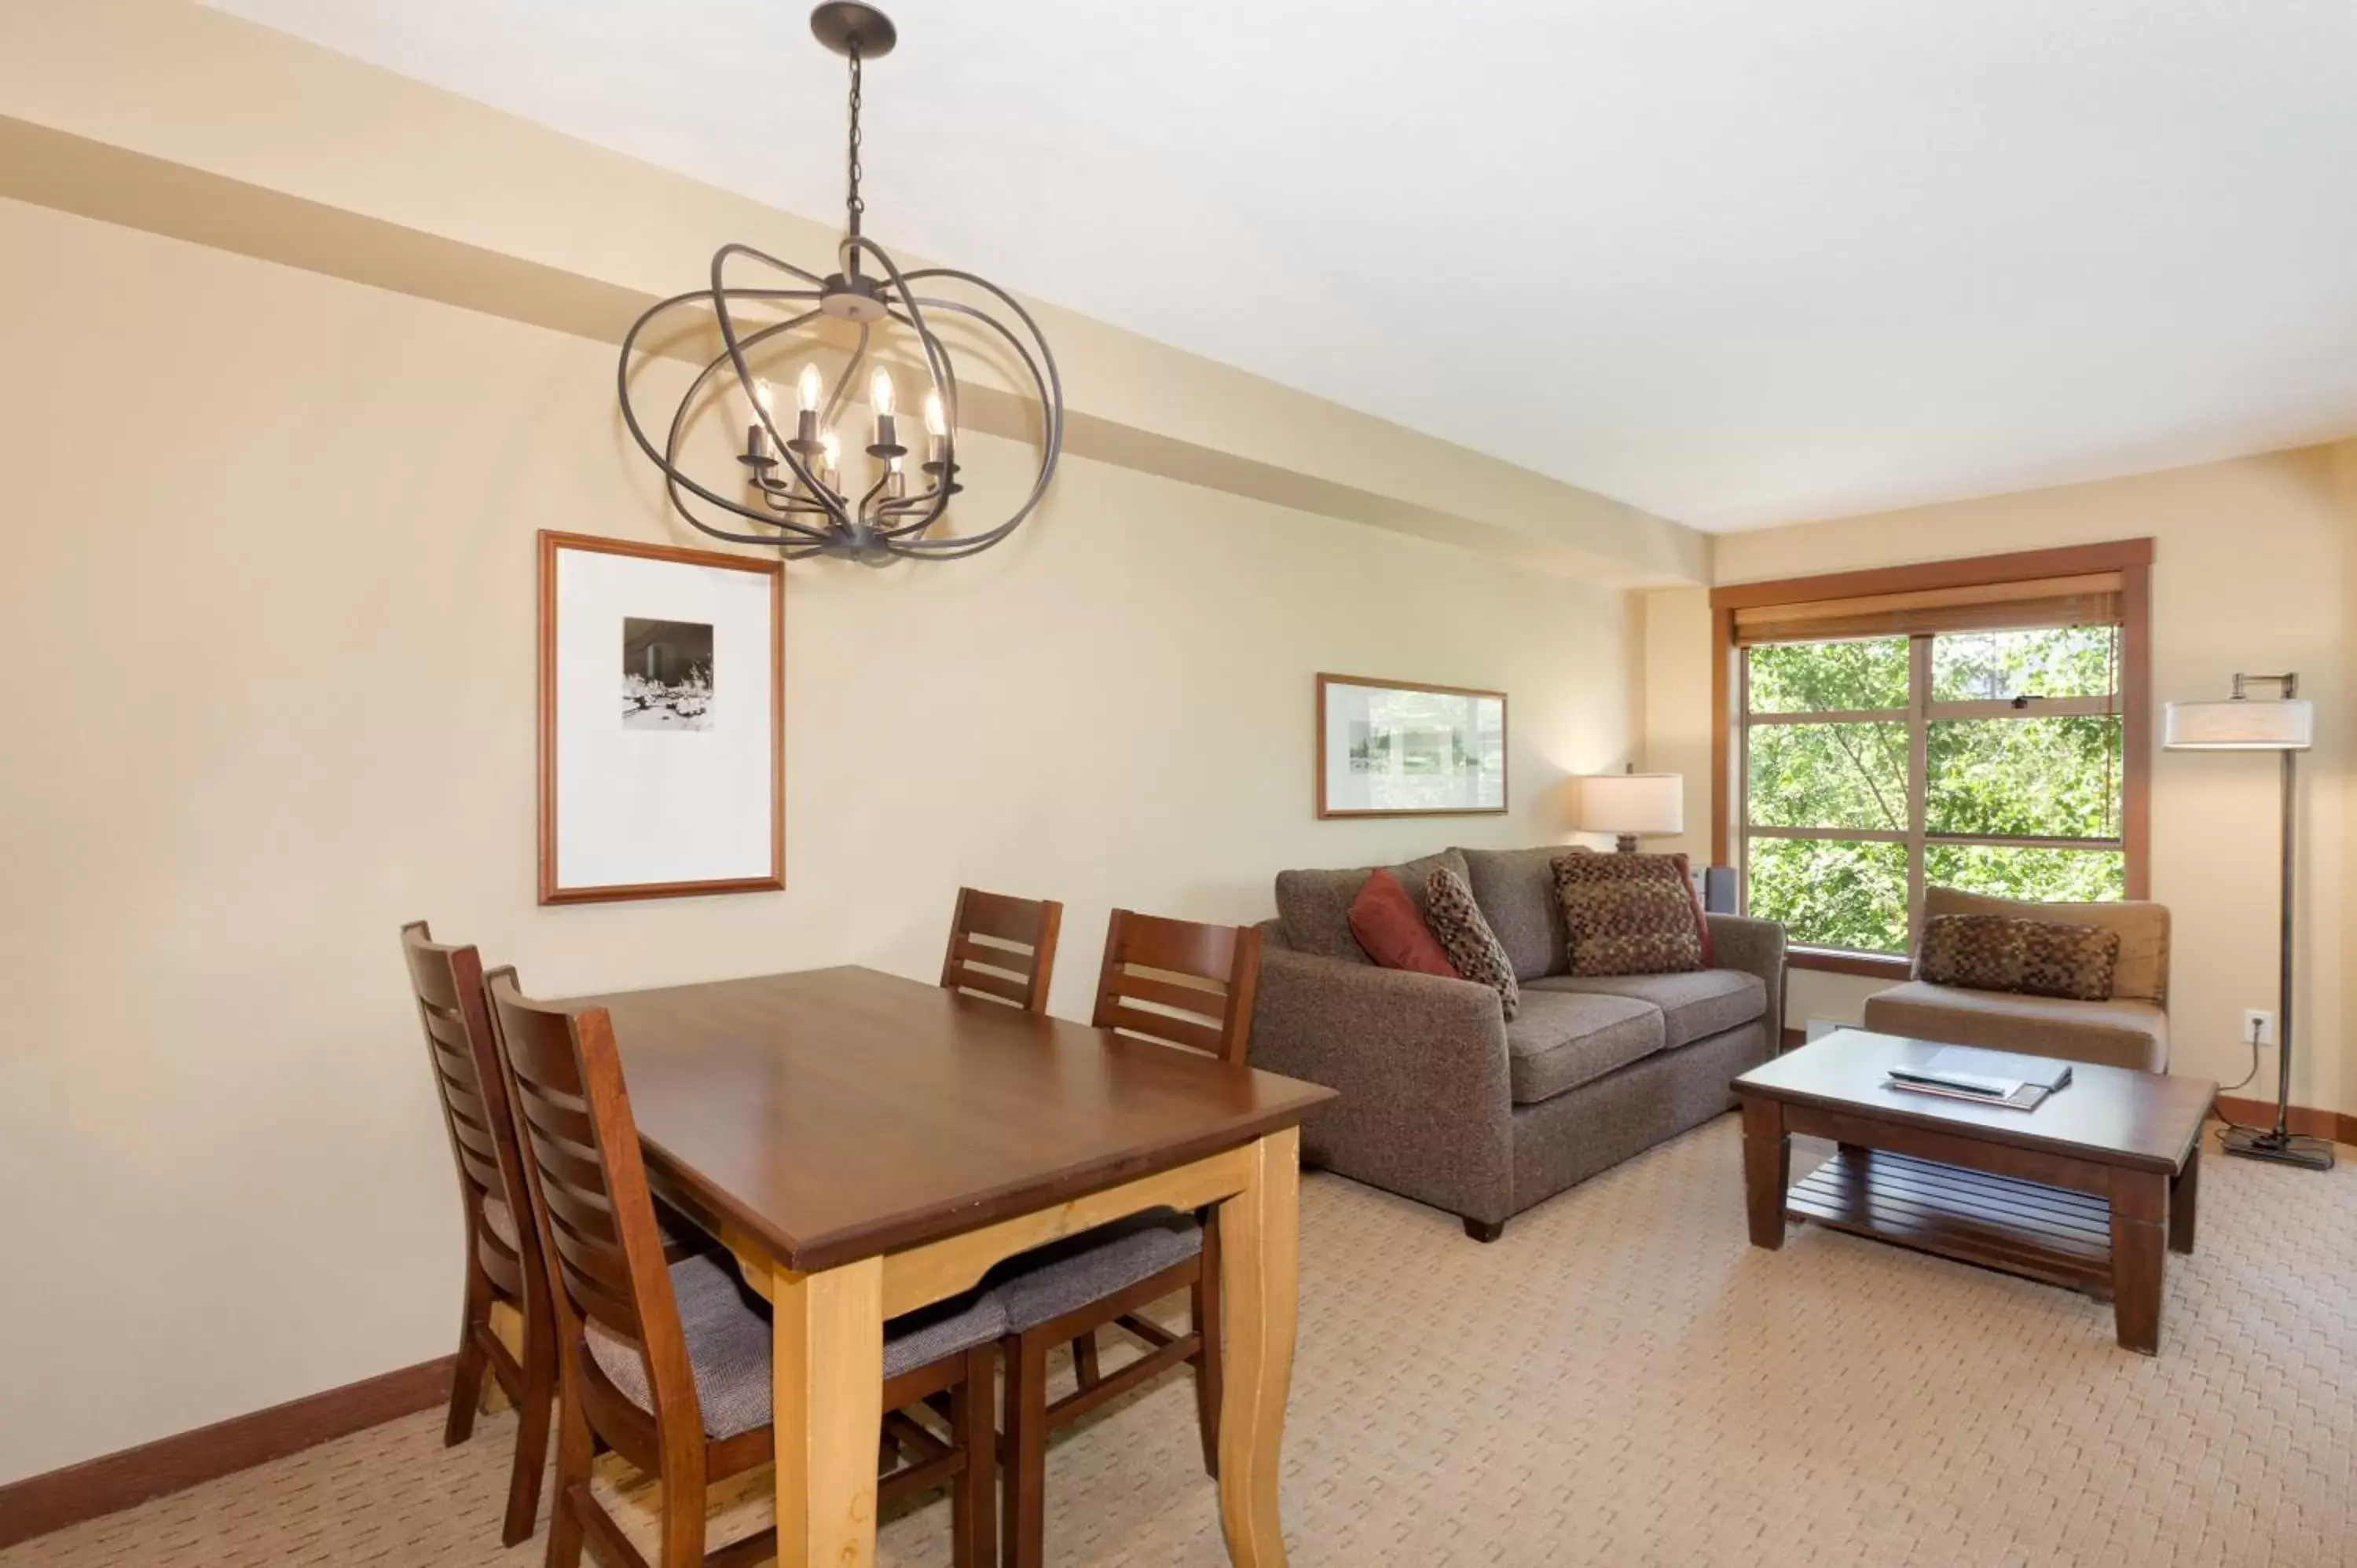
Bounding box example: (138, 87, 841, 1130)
(1576, 771, 1684, 836)
(2163, 698, 2313, 751)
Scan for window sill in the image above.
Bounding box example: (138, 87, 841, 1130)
(1787, 947, 1912, 981)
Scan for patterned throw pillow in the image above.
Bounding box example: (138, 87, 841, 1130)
(2018, 921, 2121, 1000)
(1916, 914, 2120, 1002)
(1550, 853, 1705, 976)
(1424, 867, 1519, 1019)
(1915, 914, 2022, 991)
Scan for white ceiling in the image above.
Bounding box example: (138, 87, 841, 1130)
(207, 0, 2357, 530)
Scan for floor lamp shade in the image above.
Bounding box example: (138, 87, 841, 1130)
(2162, 698, 2313, 751)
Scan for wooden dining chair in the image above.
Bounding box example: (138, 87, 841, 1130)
(482, 969, 1005, 1568)
(994, 909, 1262, 1568)
(400, 921, 555, 1548)
(939, 886, 1065, 1013)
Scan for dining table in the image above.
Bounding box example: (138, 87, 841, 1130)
(575, 963, 1340, 1568)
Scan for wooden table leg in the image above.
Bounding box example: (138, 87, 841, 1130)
(2168, 1144, 2199, 1255)
(1217, 1127, 1300, 1568)
(2109, 1171, 2167, 1356)
(771, 1255, 885, 1567)
(1741, 1096, 1790, 1250)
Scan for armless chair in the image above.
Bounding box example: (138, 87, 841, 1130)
(940, 887, 1065, 1013)
(400, 921, 555, 1548)
(484, 969, 1006, 1568)
(994, 910, 1261, 1568)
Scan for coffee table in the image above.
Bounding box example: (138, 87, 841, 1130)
(1732, 1028, 2216, 1354)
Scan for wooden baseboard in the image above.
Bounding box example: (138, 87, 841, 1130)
(2215, 1094, 2357, 1149)
(0, 1354, 456, 1550)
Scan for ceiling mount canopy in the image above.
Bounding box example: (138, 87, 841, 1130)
(616, 3, 1062, 566)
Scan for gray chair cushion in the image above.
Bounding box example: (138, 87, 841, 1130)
(993, 1209, 1204, 1333)
(1459, 846, 1582, 984)
(587, 1254, 1006, 1439)
(1527, 969, 1765, 1049)
(1504, 991, 1664, 1105)
(1274, 849, 1469, 962)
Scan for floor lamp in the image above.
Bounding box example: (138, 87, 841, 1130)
(2163, 672, 2335, 1171)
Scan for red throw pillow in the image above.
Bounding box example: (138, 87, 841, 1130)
(1347, 869, 1458, 976)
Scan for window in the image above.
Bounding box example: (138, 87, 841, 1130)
(1709, 544, 2151, 969)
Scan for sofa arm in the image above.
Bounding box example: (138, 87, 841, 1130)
(1706, 914, 1787, 1041)
(1248, 947, 1514, 1227)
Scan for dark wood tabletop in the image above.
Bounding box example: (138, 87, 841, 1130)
(572, 965, 1337, 1273)
(1734, 1028, 2216, 1174)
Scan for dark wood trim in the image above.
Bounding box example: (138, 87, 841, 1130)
(1710, 605, 1735, 870)
(2216, 1095, 2357, 1148)
(2120, 559, 2153, 899)
(0, 1356, 455, 1551)
(1781, 1026, 1805, 1051)
(1706, 538, 2155, 612)
(1787, 947, 1912, 980)
(536, 530, 786, 905)
(1313, 672, 1509, 820)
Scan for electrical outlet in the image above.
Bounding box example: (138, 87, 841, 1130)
(2242, 1009, 2276, 1046)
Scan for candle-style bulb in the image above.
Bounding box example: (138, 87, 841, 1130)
(796, 363, 823, 414)
(751, 379, 775, 420)
(924, 391, 947, 438)
(819, 427, 841, 472)
(869, 367, 896, 419)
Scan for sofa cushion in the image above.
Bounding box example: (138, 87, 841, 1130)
(1862, 980, 2168, 1072)
(1527, 968, 1765, 1049)
(1276, 849, 1468, 963)
(1921, 887, 2168, 1004)
(1426, 866, 1520, 1019)
(1347, 869, 1458, 976)
(1552, 852, 1706, 976)
(1459, 845, 1580, 983)
(1504, 990, 1664, 1105)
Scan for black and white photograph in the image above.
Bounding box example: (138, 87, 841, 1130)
(621, 617, 714, 730)
(540, 532, 783, 904)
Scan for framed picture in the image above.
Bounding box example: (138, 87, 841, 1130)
(1316, 673, 1508, 819)
(537, 531, 783, 904)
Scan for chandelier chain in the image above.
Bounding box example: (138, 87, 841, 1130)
(845, 45, 866, 240)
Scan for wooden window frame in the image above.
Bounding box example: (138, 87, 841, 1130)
(1709, 540, 2154, 978)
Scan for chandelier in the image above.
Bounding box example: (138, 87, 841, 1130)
(616, 3, 1063, 564)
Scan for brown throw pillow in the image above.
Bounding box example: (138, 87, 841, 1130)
(1915, 914, 2022, 991)
(1916, 914, 2120, 1002)
(1424, 866, 1519, 1018)
(2018, 920, 2121, 1000)
(1551, 852, 1706, 976)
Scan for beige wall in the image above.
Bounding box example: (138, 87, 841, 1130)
(0, 196, 1635, 1485)
(1648, 449, 2357, 1116)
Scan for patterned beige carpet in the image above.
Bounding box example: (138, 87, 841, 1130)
(11, 1116, 2356, 1567)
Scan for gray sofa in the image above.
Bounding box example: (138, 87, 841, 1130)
(1249, 847, 1785, 1240)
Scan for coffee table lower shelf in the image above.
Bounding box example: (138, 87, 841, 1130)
(1787, 1148, 2115, 1299)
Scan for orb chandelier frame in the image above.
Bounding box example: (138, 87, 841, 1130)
(616, 3, 1063, 564)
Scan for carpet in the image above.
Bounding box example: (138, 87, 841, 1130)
(9, 1116, 2353, 1566)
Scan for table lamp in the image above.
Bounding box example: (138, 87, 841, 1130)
(1576, 768, 1684, 854)
(2163, 672, 2331, 1171)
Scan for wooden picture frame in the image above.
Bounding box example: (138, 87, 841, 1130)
(537, 530, 784, 904)
(1315, 673, 1508, 819)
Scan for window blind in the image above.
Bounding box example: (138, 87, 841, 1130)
(1731, 571, 2124, 646)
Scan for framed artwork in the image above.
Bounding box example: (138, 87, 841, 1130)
(537, 531, 783, 903)
(1316, 673, 1508, 819)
